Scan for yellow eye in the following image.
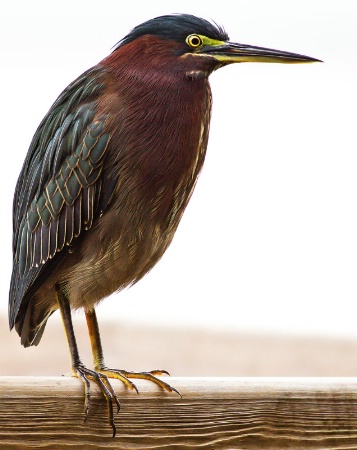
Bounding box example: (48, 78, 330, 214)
(186, 34, 203, 49)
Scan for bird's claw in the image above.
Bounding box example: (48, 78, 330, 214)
(96, 367, 140, 394)
(70, 365, 180, 437)
(102, 368, 182, 398)
(72, 364, 120, 437)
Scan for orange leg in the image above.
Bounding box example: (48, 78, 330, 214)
(85, 309, 181, 397)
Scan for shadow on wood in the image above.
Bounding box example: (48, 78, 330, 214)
(0, 377, 356, 449)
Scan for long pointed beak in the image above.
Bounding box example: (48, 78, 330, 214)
(201, 42, 321, 64)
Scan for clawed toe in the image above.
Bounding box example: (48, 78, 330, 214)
(96, 368, 140, 394)
(72, 364, 180, 436)
(72, 364, 120, 437)
(100, 368, 182, 398)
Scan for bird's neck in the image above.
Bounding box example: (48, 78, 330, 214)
(100, 43, 212, 223)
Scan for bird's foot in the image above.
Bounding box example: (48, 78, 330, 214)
(70, 365, 180, 437)
(72, 363, 120, 437)
(96, 367, 181, 397)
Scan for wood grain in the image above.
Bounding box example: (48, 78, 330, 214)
(0, 377, 357, 449)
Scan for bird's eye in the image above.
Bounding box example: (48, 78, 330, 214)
(186, 34, 203, 49)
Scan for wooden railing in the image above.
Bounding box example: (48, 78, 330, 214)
(0, 377, 356, 448)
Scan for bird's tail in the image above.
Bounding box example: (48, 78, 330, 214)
(15, 296, 56, 347)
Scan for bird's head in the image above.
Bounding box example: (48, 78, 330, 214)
(112, 14, 320, 78)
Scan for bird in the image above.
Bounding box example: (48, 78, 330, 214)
(9, 13, 319, 436)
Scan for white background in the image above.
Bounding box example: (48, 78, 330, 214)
(2, 0, 357, 337)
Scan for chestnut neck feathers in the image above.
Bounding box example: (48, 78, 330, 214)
(100, 35, 213, 207)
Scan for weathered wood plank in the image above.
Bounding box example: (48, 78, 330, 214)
(0, 377, 356, 449)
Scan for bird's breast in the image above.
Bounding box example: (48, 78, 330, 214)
(64, 74, 212, 308)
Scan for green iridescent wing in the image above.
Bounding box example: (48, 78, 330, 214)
(9, 66, 115, 328)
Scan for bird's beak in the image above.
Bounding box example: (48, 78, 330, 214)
(201, 41, 321, 64)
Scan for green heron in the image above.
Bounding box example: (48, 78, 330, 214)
(9, 14, 319, 435)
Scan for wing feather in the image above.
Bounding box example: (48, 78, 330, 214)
(73, 193, 82, 238)
(49, 217, 58, 259)
(9, 66, 118, 328)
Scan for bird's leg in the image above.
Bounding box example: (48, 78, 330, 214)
(85, 309, 181, 397)
(85, 308, 139, 393)
(56, 284, 120, 437)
